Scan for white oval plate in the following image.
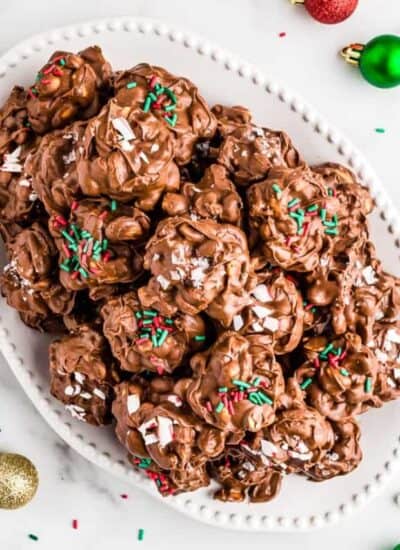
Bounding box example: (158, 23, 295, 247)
(1, 17, 400, 532)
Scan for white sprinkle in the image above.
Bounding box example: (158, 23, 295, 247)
(251, 284, 272, 303)
(156, 274, 170, 290)
(65, 404, 86, 422)
(152, 253, 160, 262)
(263, 316, 280, 332)
(150, 143, 160, 153)
(157, 416, 174, 447)
(326, 451, 339, 462)
(120, 140, 134, 152)
(251, 321, 264, 333)
(261, 439, 278, 457)
(296, 440, 309, 454)
(242, 460, 255, 472)
(167, 394, 183, 407)
(387, 377, 397, 388)
(139, 419, 159, 445)
(170, 269, 183, 281)
(62, 150, 76, 165)
(171, 246, 187, 265)
(29, 191, 38, 202)
(127, 394, 140, 414)
(394, 368, 400, 379)
(253, 127, 264, 137)
(64, 385, 77, 397)
(252, 305, 273, 319)
(289, 450, 313, 461)
(375, 350, 388, 363)
(362, 266, 378, 285)
(139, 151, 149, 164)
(386, 328, 400, 344)
(112, 117, 136, 141)
(1, 146, 22, 173)
(74, 372, 86, 384)
(93, 388, 106, 400)
(18, 178, 31, 188)
(233, 315, 244, 331)
(80, 392, 92, 400)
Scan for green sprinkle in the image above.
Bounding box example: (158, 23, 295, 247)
(375, 128, 385, 134)
(311, 307, 317, 313)
(249, 393, 262, 405)
(257, 391, 273, 405)
(289, 212, 302, 220)
(142, 319, 153, 325)
(102, 239, 108, 251)
(28, 534, 39, 541)
(143, 97, 152, 112)
(307, 204, 319, 212)
(232, 380, 251, 389)
(157, 330, 169, 347)
(325, 228, 339, 236)
(340, 368, 350, 377)
(320, 343, 334, 357)
(144, 310, 157, 317)
(327, 188, 333, 196)
(79, 267, 88, 279)
(139, 333, 150, 339)
(194, 335, 206, 341)
(323, 221, 337, 228)
(164, 103, 177, 112)
(296, 208, 305, 216)
(126, 81, 137, 89)
(215, 402, 224, 413)
(92, 253, 101, 261)
(165, 113, 178, 127)
(253, 377, 261, 386)
(165, 88, 177, 103)
(135, 311, 142, 319)
(148, 92, 157, 101)
(288, 198, 300, 208)
(155, 84, 164, 95)
(320, 208, 327, 221)
(110, 199, 117, 212)
(272, 183, 281, 196)
(335, 347, 342, 356)
(300, 378, 313, 390)
(218, 387, 228, 393)
(60, 263, 71, 272)
(165, 318, 174, 325)
(365, 377, 372, 393)
(152, 335, 159, 348)
(61, 230, 75, 244)
(59, 58, 66, 66)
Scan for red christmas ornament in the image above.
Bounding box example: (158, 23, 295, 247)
(291, 0, 358, 24)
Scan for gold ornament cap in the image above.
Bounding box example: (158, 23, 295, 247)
(0, 453, 39, 509)
(341, 43, 365, 65)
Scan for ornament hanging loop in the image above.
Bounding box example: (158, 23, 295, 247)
(341, 43, 365, 65)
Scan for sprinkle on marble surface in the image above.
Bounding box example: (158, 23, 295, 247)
(278, 32, 287, 38)
(120, 493, 128, 499)
(138, 528, 145, 541)
(72, 519, 78, 530)
(375, 128, 386, 134)
(28, 534, 39, 541)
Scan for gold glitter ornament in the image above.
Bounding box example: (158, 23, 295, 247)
(0, 453, 39, 509)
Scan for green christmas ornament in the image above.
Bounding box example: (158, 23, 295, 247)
(341, 34, 400, 88)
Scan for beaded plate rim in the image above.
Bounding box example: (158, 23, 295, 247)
(0, 16, 400, 532)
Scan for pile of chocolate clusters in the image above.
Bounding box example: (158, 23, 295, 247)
(1, 46, 400, 503)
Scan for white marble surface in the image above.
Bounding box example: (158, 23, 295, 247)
(1, 1, 400, 548)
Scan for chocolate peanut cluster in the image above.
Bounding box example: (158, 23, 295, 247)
(1, 47, 399, 504)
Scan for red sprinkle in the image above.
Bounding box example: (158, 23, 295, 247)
(72, 519, 78, 530)
(285, 274, 298, 286)
(279, 32, 287, 38)
(120, 494, 128, 499)
(99, 210, 108, 220)
(71, 200, 79, 211)
(305, 303, 314, 311)
(62, 244, 72, 259)
(41, 79, 51, 85)
(206, 401, 212, 412)
(149, 76, 159, 89)
(306, 210, 318, 217)
(135, 338, 149, 345)
(102, 250, 111, 263)
(156, 366, 165, 376)
(43, 64, 55, 75)
(52, 67, 63, 77)
(313, 357, 320, 369)
(71, 271, 80, 280)
(339, 350, 348, 361)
